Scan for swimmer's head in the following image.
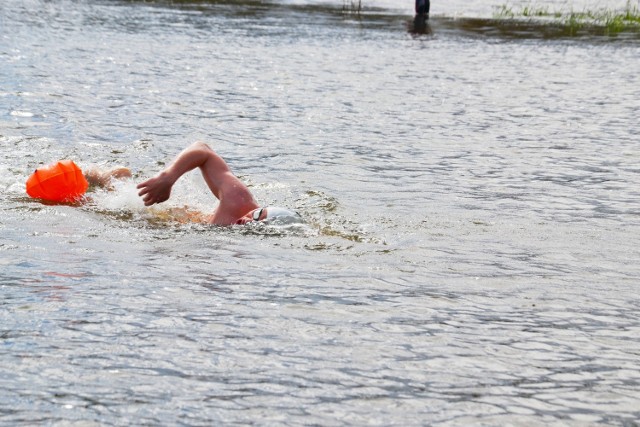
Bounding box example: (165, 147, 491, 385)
(237, 206, 303, 225)
(262, 207, 303, 225)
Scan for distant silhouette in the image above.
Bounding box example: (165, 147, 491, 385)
(415, 0, 430, 18)
(409, 0, 431, 35)
(409, 14, 432, 35)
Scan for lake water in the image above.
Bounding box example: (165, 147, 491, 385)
(1, 0, 639, 425)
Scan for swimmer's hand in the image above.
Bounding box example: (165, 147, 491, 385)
(85, 166, 132, 188)
(137, 172, 175, 206)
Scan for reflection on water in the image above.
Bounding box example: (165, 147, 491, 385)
(408, 14, 433, 35)
(1, 0, 640, 425)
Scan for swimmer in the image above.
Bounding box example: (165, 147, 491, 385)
(136, 141, 301, 226)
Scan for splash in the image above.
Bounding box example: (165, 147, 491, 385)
(90, 178, 146, 212)
(0, 164, 25, 195)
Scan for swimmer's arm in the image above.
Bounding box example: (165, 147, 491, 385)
(85, 167, 131, 188)
(137, 141, 230, 206)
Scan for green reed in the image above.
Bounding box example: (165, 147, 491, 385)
(495, 1, 640, 34)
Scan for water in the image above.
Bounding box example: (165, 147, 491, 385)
(2, 0, 640, 425)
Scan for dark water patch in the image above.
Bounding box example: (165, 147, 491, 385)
(430, 16, 640, 42)
(100, 0, 408, 33)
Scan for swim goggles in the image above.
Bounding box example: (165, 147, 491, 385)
(253, 207, 265, 221)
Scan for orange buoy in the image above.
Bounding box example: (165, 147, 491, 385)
(26, 160, 89, 202)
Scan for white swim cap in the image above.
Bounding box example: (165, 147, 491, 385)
(264, 207, 304, 225)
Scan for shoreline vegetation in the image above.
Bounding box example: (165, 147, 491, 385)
(342, 0, 362, 13)
(494, 1, 640, 35)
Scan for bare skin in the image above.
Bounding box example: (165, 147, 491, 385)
(84, 166, 132, 188)
(136, 142, 264, 226)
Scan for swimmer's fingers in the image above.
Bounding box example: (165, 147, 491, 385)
(138, 189, 167, 206)
(137, 171, 177, 206)
(139, 190, 158, 206)
(136, 180, 152, 200)
(140, 191, 169, 206)
(136, 180, 151, 195)
(137, 177, 171, 206)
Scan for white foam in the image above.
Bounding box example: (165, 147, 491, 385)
(0, 164, 25, 195)
(10, 110, 34, 117)
(92, 179, 146, 212)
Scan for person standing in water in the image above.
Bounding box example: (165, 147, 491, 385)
(410, 0, 431, 34)
(415, 0, 430, 18)
(136, 141, 301, 226)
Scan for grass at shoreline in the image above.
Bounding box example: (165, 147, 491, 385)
(495, 1, 640, 35)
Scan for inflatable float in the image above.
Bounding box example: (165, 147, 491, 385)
(26, 160, 88, 202)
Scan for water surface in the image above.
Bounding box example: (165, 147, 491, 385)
(1, 0, 639, 425)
